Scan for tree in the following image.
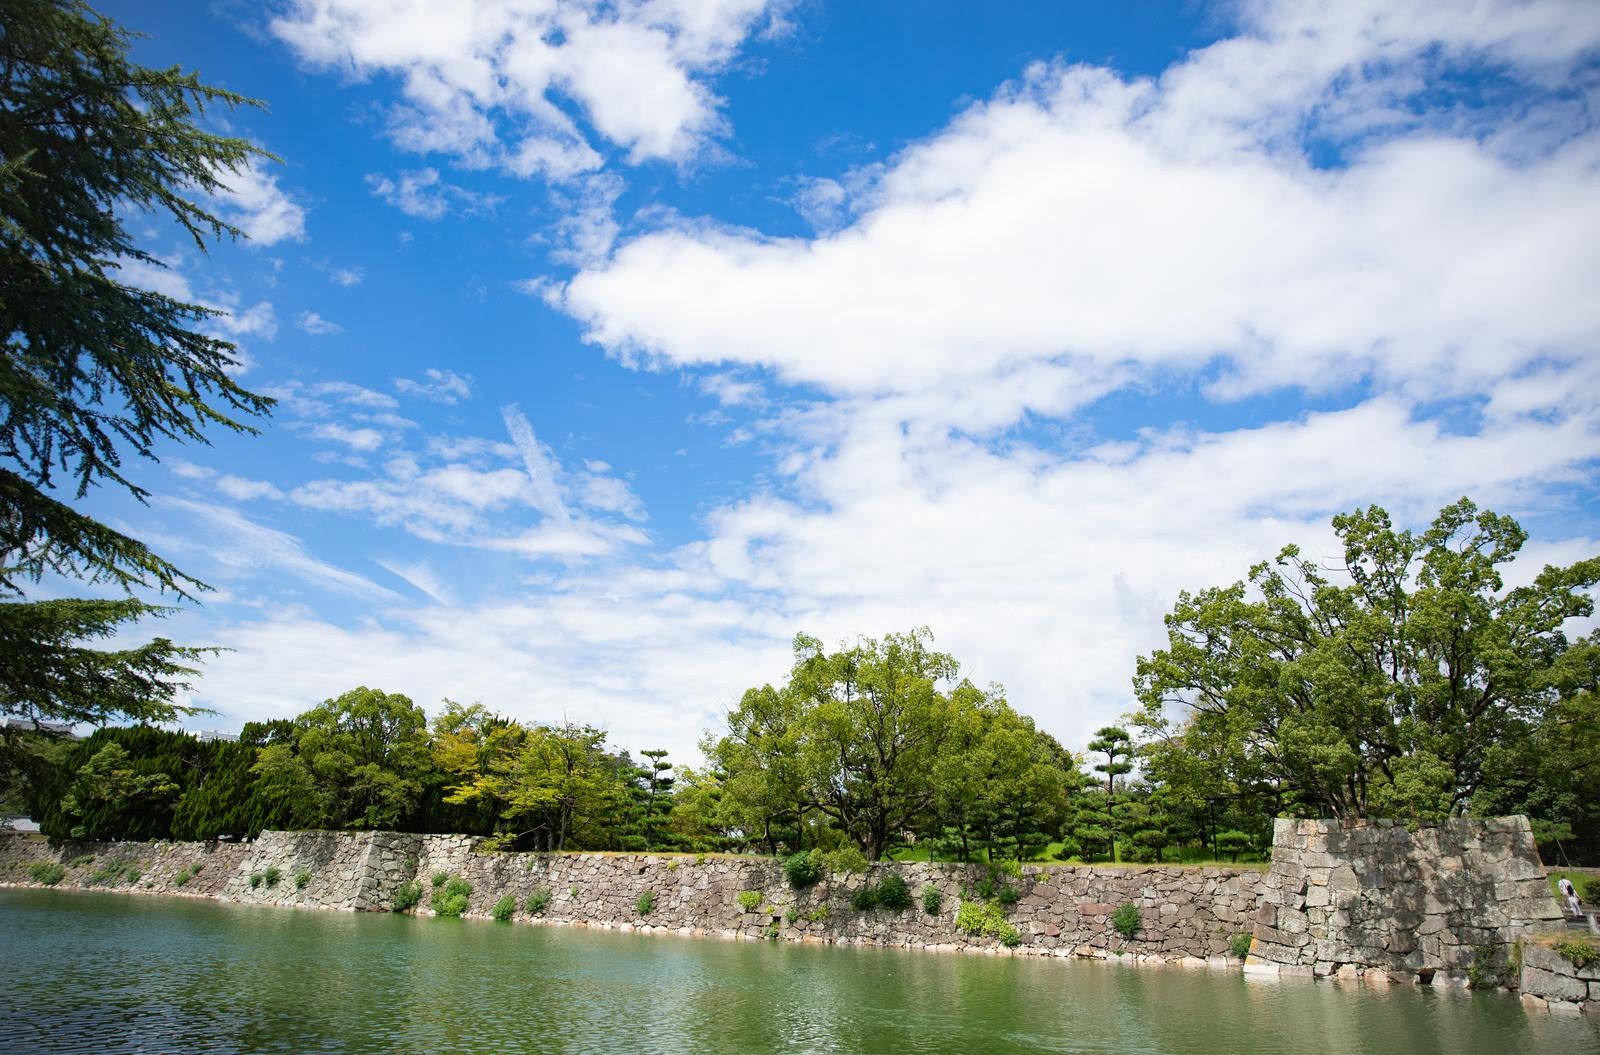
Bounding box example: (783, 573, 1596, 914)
(252, 688, 432, 830)
(1135, 499, 1600, 822)
(56, 740, 178, 840)
(0, 1, 274, 764)
(1085, 726, 1133, 859)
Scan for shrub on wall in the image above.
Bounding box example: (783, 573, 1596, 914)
(1229, 933, 1253, 959)
(877, 873, 911, 911)
(262, 866, 281, 888)
(248, 872, 263, 889)
(636, 889, 655, 916)
(391, 881, 423, 913)
(492, 895, 517, 921)
(294, 869, 311, 890)
(527, 887, 552, 914)
(28, 861, 65, 886)
(921, 885, 942, 914)
(431, 871, 448, 888)
(850, 884, 880, 911)
(431, 877, 472, 917)
(784, 850, 822, 889)
(737, 890, 763, 912)
(1111, 903, 1141, 940)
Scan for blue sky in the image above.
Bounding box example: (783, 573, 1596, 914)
(80, 0, 1600, 761)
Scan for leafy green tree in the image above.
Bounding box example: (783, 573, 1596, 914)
(58, 741, 178, 840)
(252, 688, 432, 830)
(1135, 499, 1600, 822)
(788, 629, 960, 859)
(0, 0, 274, 768)
(931, 690, 1075, 861)
(704, 682, 809, 853)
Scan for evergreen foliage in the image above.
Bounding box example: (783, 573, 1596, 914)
(0, 0, 275, 777)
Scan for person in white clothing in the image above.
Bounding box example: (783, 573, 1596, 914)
(1558, 877, 1582, 918)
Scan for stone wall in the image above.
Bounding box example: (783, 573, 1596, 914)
(0, 830, 250, 899)
(5, 816, 1565, 987)
(0, 829, 1266, 961)
(1248, 817, 1562, 984)
(1520, 940, 1600, 1013)
(409, 845, 1265, 962)
(224, 830, 423, 911)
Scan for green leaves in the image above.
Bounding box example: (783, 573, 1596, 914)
(0, 1, 275, 757)
(1135, 499, 1600, 821)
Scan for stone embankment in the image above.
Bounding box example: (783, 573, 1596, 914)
(1520, 940, 1600, 1013)
(1, 829, 1264, 962)
(1248, 817, 1561, 985)
(0, 815, 1568, 996)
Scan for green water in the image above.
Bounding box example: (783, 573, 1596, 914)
(1, 889, 1596, 1055)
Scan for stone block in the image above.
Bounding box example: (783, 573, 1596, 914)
(1523, 965, 1588, 1004)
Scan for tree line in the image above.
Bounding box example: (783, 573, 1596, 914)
(13, 499, 1600, 865)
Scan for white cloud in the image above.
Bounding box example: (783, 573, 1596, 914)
(297, 310, 344, 336)
(216, 159, 308, 245)
(365, 168, 503, 220)
(160, 0, 1600, 761)
(559, 0, 1600, 415)
(160, 498, 398, 602)
(271, 0, 791, 174)
(215, 475, 285, 502)
(330, 266, 365, 287)
(394, 368, 473, 404)
(309, 422, 386, 451)
(286, 404, 646, 556)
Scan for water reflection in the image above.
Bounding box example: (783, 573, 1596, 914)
(1, 889, 1595, 1055)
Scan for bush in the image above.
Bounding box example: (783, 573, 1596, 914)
(191, 862, 203, 874)
(996, 884, 1021, 906)
(1584, 877, 1600, 903)
(249, 872, 263, 889)
(877, 873, 912, 912)
(804, 904, 830, 923)
(174, 867, 193, 887)
(28, 861, 65, 886)
(125, 868, 142, 884)
(998, 923, 1021, 948)
(294, 869, 311, 890)
(492, 895, 517, 922)
(391, 881, 423, 913)
(262, 866, 281, 888)
(431, 871, 448, 888)
(431, 877, 472, 917)
(67, 855, 94, 868)
(954, 899, 1007, 938)
(527, 887, 552, 914)
(763, 922, 780, 940)
(1553, 937, 1600, 969)
(91, 860, 137, 885)
(850, 884, 880, 911)
(785, 907, 799, 923)
(921, 885, 943, 914)
(784, 850, 823, 889)
(823, 846, 868, 876)
(636, 889, 655, 916)
(1111, 902, 1141, 940)
(1229, 933, 1253, 960)
(738, 890, 763, 912)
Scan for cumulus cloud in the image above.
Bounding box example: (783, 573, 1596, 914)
(215, 159, 307, 245)
(164, 0, 1600, 758)
(271, 0, 792, 174)
(559, 0, 1600, 414)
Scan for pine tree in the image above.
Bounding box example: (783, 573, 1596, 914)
(0, 0, 275, 759)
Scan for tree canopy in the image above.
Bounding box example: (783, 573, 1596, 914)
(0, 0, 274, 764)
(1134, 499, 1600, 823)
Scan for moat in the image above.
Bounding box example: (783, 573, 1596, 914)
(3, 889, 1596, 1055)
